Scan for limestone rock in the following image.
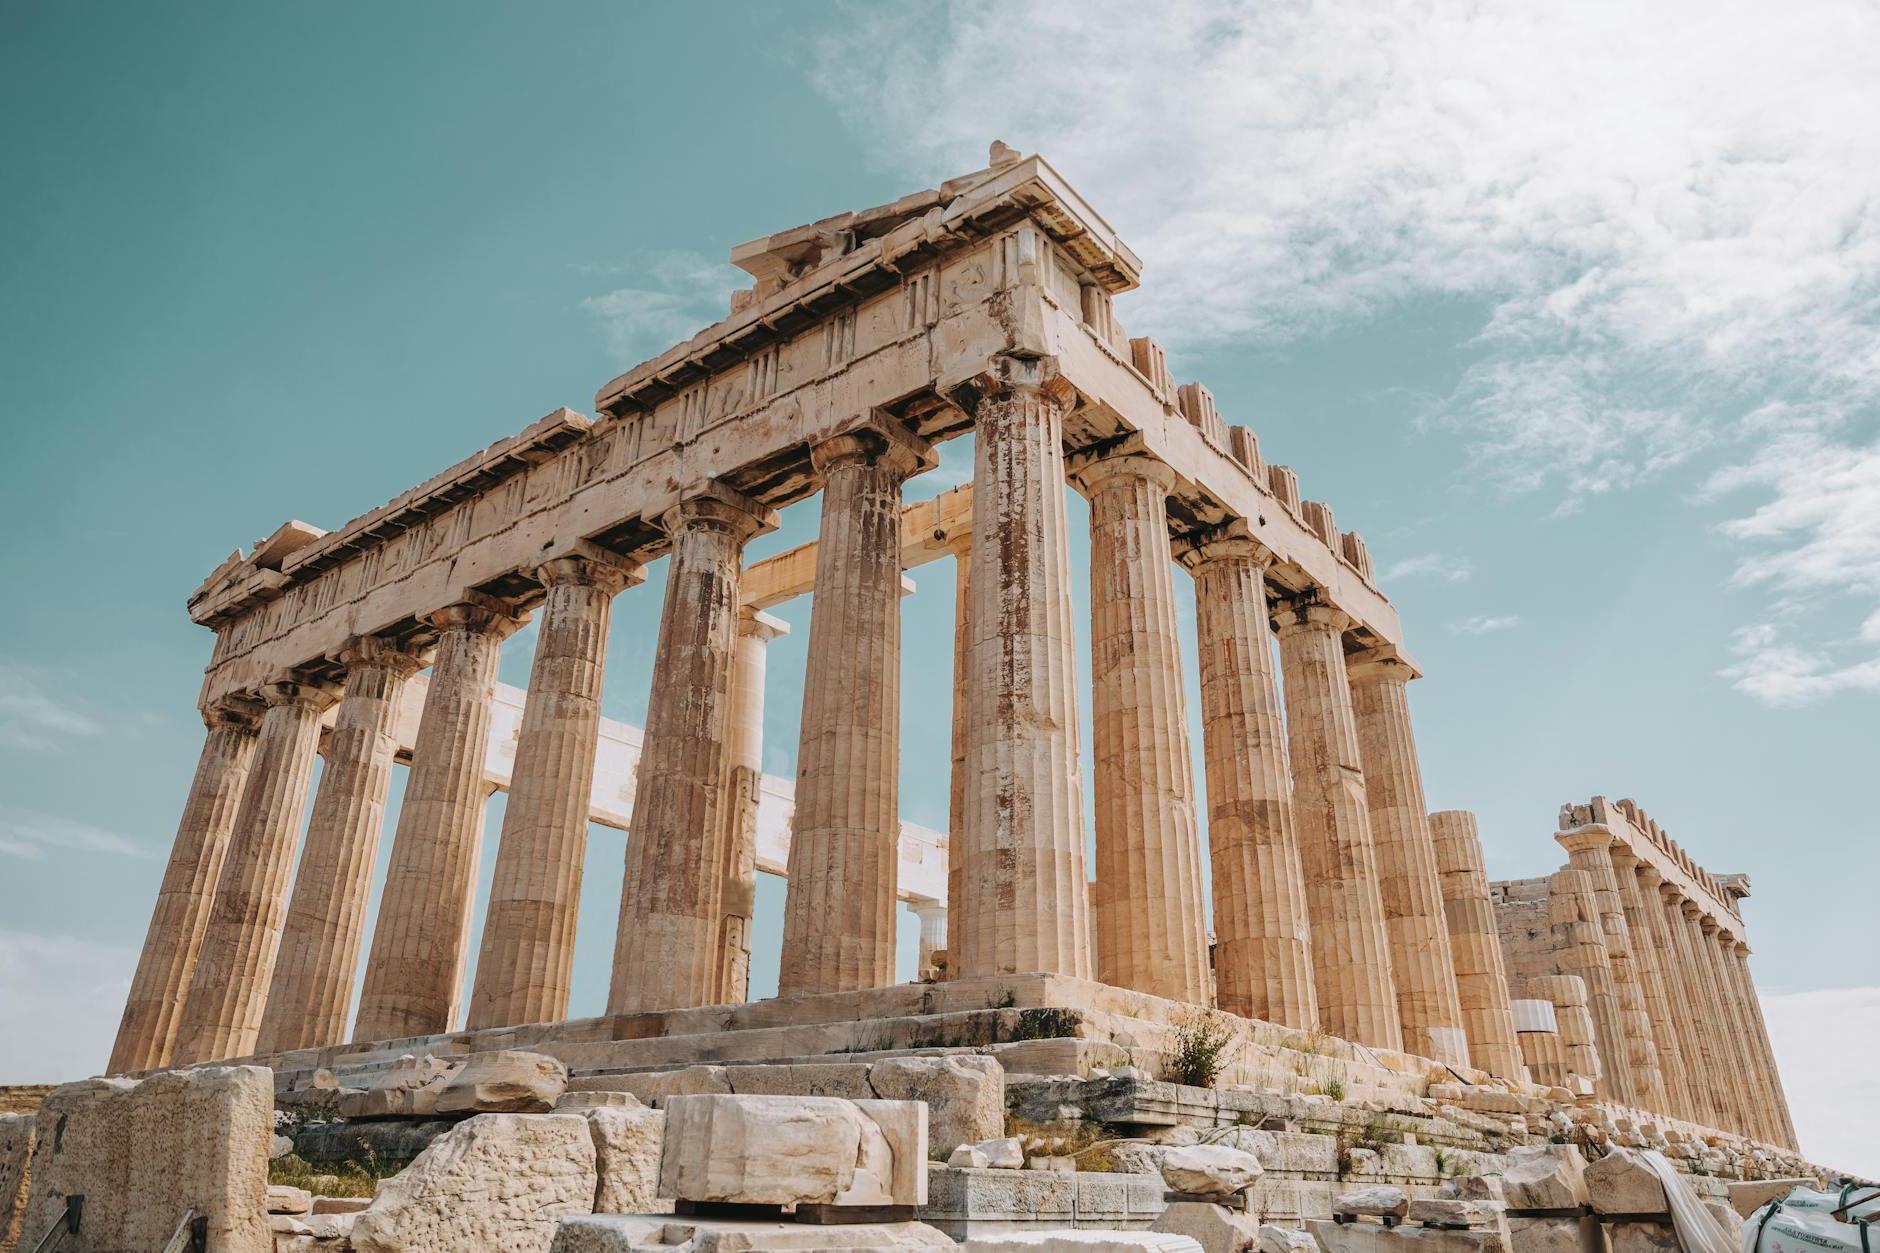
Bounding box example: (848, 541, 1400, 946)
(961, 1235, 1205, 1251)
(949, 1144, 992, 1168)
(566, 1066, 732, 1107)
(1501, 1145, 1588, 1209)
(1606, 1221, 1678, 1253)
(1111, 1141, 1172, 1177)
(1310, 1221, 1508, 1253)
(975, 1136, 1027, 1170)
(434, 1049, 568, 1115)
(1409, 1199, 1491, 1228)
(586, 1102, 666, 1214)
(268, 1184, 313, 1214)
(350, 1112, 596, 1253)
(1727, 1178, 1813, 1218)
(1442, 1176, 1506, 1206)
(559, 1091, 651, 1112)
(726, 1062, 876, 1100)
(1504, 1216, 1593, 1253)
(1703, 1200, 1745, 1244)
(1584, 1148, 1667, 1215)
(313, 1196, 373, 1214)
(552, 1213, 957, 1249)
(271, 1133, 295, 1159)
(1161, 1144, 1264, 1197)
(1154, 1199, 1262, 1252)
(0, 1113, 33, 1252)
(869, 1054, 1005, 1154)
(342, 1053, 462, 1119)
(659, 1094, 925, 1207)
(1336, 1185, 1409, 1218)
(1259, 1226, 1317, 1253)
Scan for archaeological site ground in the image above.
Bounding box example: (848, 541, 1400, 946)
(0, 145, 1862, 1253)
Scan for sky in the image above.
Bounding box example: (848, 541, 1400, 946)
(2, 1, 1876, 1174)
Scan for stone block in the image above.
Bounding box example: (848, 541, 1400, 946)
(566, 1065, 732, 1106)
(290, 1117, 455, 1169)
(1261, 1226, 1316, 1253)
(1502, 1145, 1589, 1210)
(1407, 1200, 1490, 1228)
(1727, 1178, 1813, 1218)
(434, 1049, 568, 1115)
(1161, 1145, 1263, 1197)
(550, 1213, 957, 1249)
(976, 1136, 1027, 1169)
(1583, 1149, 1666, 1215)
(1604, 1222, 1676, 1253)
(1442, 1177, 1506, 1206)
(21, 1066, 272, 1253)
(1154, 1199, 1262, 1252)
(339, 1053, 461, 1119)
(1309, 1221, 1509, 1253)
(1505, 1216, 1602, 1253)
(658, 1094, 922, 1207)
(1703, 1200, 1744, 1244)
(726, 1062, 876, 1100)
(870, 1054, 1005, 1154)
(312, 1196, 372, 1214)
(961, 1234, 1205, 1250)
(268, 1184, 313, 1214)
(923, 1165, 1077, 1224)
(558, 1090, 649, 1112)
(0, 1113, 33, 1252)
(854, 1098, 930, 1207)
(586, 1102, 666, 1214)
(1336, 1186, 1408, 1218)
(350, 1112, 596, 1253)
(951, 1144, 992, 1168)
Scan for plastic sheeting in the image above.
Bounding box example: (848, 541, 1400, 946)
(1742, 1185, 1880, 1253)
(1641, 1150, 1738, 1253)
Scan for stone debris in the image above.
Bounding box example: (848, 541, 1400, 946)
(972, 1136, 1028, 1170)
(1584, 1147, 1668, 1214)
(1260, 1226, 1318, 1253)
(1160, 1144, 1264, 1197)
(1504, 1217, 1593, 1253)
(271, 1132, 296, 1159)
(870, 1054, 1006, 1153)
(950, 1143, 992, 1169)
(585, 1100, 667, 1214)
(350, 1111, 596, 1253)
(1703, 1199, 1745, 1243)
(1335, 1185, 1409, 1218)
(551, 1213, 956, 1249)
(267, 1183, 314, 1214)
(657, 1093, 924, 1207)
(961, 1234, 1205, 1251)
(1153, 1198, 1263, 1252)
(1406, 1199, 1489, 1228)
(1501, 1144, 1589, 1209)
(342, 1052, 463, 1119)
(434, 1048, 567, 1115)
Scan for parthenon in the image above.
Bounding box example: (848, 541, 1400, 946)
(91, 144, 1808, 1227)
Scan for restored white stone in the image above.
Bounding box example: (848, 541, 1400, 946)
(1161, 1145, 1264, 1196)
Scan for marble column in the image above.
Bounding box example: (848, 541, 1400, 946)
(944, 533, 971, 983)
(914, 902, 949, 979)
(1661, 887, 1728, 1130)
(1698, 918, 1762, 1139)
(1349, 647, 1466, 1066)
(1549, 865, 1632, 1104)
(258, 640, 425, 1054)
(468, 552, 640, 1031)
(1711, 927, 1774, 1143)
(610, 489, 772, 1014)
(1275, 599, 1401, 1051)
(1608, 846, 1691, 1123)
(1679, 902, 1748, 1134)
(779, 427, 928, 996)
(715, 605, 787, 1004)
(354, 600, 523, 1041)
(1726, 937, 1797, 1147)
(1071, 448, 1209, 1004)
(1178, 525, 1316, 1028)
(1631, 863, 1706, 1124)
(1531, 973, 1602, 1088)
(951, 362, 1093, 982)
(1512, 996, 1567, 1087)
(173, 678, 335, 1063)
(109, 700, 260, 1073)
(1558, 830, 1665, 1110)
(1428, 810, 1526, 1081)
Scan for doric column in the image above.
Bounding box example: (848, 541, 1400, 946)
(1661, 887, 1727, 1130)
(779, 425, 931, 997)
(1275, 598, 1401, 1051)
(1699, 918, 1762, 1138)
(610, 487, 774, 1013)
(354, 600, 524, 1041)
(1557, 828, 1665, 1110)
(1726, 937, 1797, 1147)
(944, 532, 971, 982)
(258, 640, 425, 1054)
(1608, 846, 1691, 1123)
(1677, 902, 1747, 1134)
(1177, 524, 1315, 1028)
(1428, 810, 1526, 1081)
(1069, 446, 1209, 1004)
(1549, 865, 1632, 1103)
(951, 361, 1093, 981)
(913, 901, 949, 979)
(1631, 863, 1705, 1124)
(1530, 973, 1601, 1088)
(468, 551, 640, 1031)
(715, 605, 787, 1004)
(1512, 997, 1566, 1087)
(1348, 647, 1466, 1066)
(110, 699, 261, 1073)
(173, 678, 335, 1062)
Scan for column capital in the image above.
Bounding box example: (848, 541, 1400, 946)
(952, 352, 1077, 412)
(1064, 440, 1177, 497)
(259, 677, 340, 712)
(534, 545, 645, 596)
(735, 604, 790, 644)
(809, 417, 936, 481)
(1173, 516, 1278, 573)
(202, 694, 265, 732)
(1733, 938, 1752, 957)
(1272, 596, 1352, 638)
(421, 597, 530, 642)
(1556, 825, 1615, 856)
(1608, 841, 1641, 871)
(1635, 861, 1665, 889)
(660, 481, 778, 544)
(333, 635, 430, 678)
(1345, 641, 1423, 683)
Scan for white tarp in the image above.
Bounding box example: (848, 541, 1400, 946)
(1742, 1185, 1880, 1253)
(1642, 1151, 1737, 1253)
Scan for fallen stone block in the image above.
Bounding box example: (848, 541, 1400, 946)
(268, 1184, 313, 1214)
(270, 1132, 295, 1159)
(558, 1090, 649, 1112)
(551, 1212, 956, 1249)
(870, 1054, 1005, 1155)
(1311, 1220, 1510, 1253)
(1336, 1185, 1409, 1219)
(1703, 1200, 1744, 1243)
(1505, 1215, 1596, 1253)
(312, 1196, 372, 1214)
(289, 1117, 456, 1171)
(339, 1053, 462, 1119)
(950, 1143, 991, 1168)
(1154, 1199, 1261, 1252)
(1502, 1145, 1589, 1210)
(975, 1136, 1027, 1169)
(962, 1234, 1206, 1251)
(1161, 1145, 1263, 1197)
(1604, 1222, 1677, 1253)
(434, 1049, 568, 1115)
(586, 1101, 666, 1214)
(658, 1094, 923, 1207)
(1407, 1199, 1489, 1228)
(1442, 1177, 1506, 1206)
(350, 1112, 596, 1253)
(1260, 1226, 1317, 1253)
(1583, 1149, 1666, 1215)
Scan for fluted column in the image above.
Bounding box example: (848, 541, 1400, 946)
(1699, 918, 1762, 1138)
(110, 700, 261, 1073)
(951, 362, 1092, 981)
(1661, 887, 1728, 1129)
(1726, 937, 1797, 1147)
(1428, 810, 1526, 1081)
(258, 640, 425, 1054)
(1631, 864, 1705, 1123)
(779, 427, 929, 996)
(610, 488, 773, 1013)
(1275, 599, 1401, 1051)
(1710, 927, 1773, 1143)
(1608, 846, 1691, 1122)
(944, 533, 970, 983)
(1549, 865, 1631, 1103)
(1680, 903, 1749, 1134)
(1531, 973, 1602, 1088)
(174, 679, 335, 1062)
(1349, 648, 1466, 1065)
(1177, 525, 1315, 1027)
(354, 600, 523, 1041)
(1512, 997, 1567, 1087)
(914, 902, 949, 978)
(715, 606, 787, 1003)
(1558, 829, 1665, 1110)
(469, 552, 640, 1031)
(1070, 447, 1209, 1004)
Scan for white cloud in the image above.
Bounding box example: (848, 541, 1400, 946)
(810, 0, 1880, 697)
(0, 807, 153, 861)
(581, 250, 745, 362)
(0, 929, 129, 1083)
(0, 663, 102, 751)
(1381, 553, 1473, 584)
(1761, 984, 1880, 1180)
(1449, 614, 1520, 635)
(1721, 622, 1880, 706)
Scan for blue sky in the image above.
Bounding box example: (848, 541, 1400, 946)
(3, 2, 1876, 1172)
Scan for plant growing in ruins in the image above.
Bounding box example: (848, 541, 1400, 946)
(1323, 1076, 1346, 1101)
(1164, 1011, 1235, 1088)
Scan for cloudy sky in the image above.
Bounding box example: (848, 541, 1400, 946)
(2, 2, 1875, 1174)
